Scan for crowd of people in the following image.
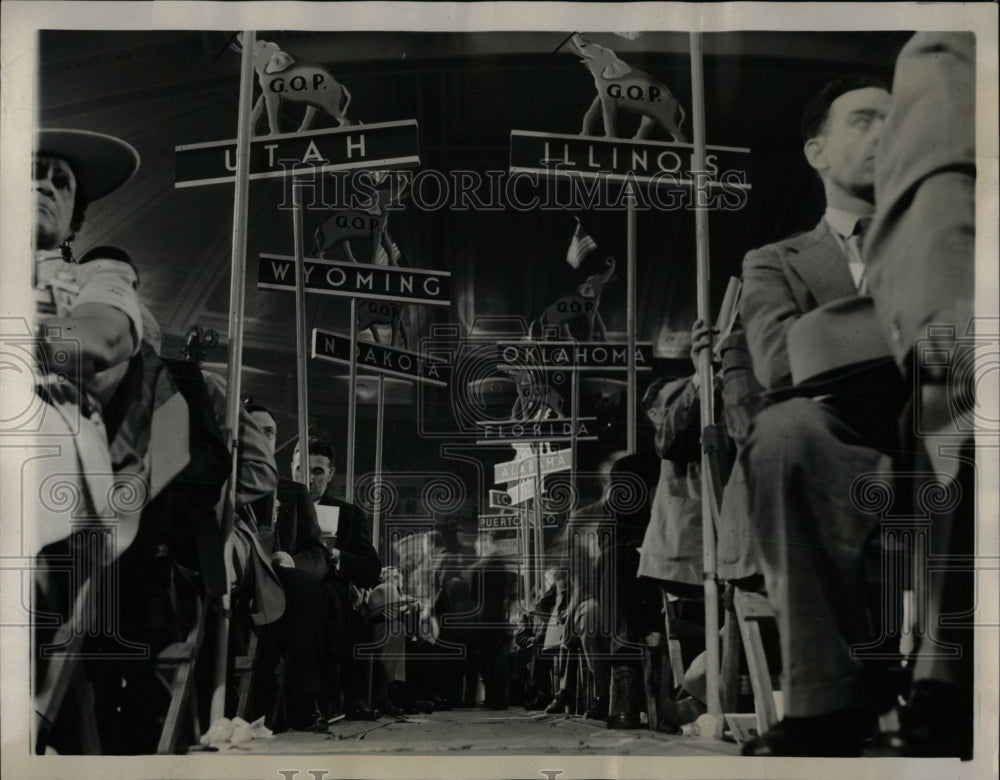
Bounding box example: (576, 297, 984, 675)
(27, 32, 976, 758)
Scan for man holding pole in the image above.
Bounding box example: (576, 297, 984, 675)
(737, 77, 903, 756)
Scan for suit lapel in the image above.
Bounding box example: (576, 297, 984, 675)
(786, 220, 858, 305)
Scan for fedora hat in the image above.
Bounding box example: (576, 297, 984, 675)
(766, 296, 898, 401)
(35, 129, 140, 201)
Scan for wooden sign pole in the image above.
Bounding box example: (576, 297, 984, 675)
(690, 31, 722, 735)
(211, 30, 255, 725)
(373, 373, 385, 552)
(346, 300, 358, 504)
(626, 187, 638, 454)
(292, 180, 311, 477)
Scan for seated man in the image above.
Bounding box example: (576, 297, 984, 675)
(291, 437, 382, 721)
(738, 76, 907, 756)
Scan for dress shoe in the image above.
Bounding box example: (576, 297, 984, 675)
(430, 694, 453, 711)
(607, 666, 642, 730)
(657, 696, 707, 731)
(343, 700, 380, 721)
(585, 696, 609, 721)
(374, 699, 405, 718)
(288, 697, 329, 733)
(740, 708, 868, 757)
(544, 689, 572, 715)
(864, 680, 972, 759)
(524, 691, 551, 711)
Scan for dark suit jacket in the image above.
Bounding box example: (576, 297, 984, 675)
(251, 478, 328, 581)
(740, 218, 857, 391)
(607, 449, 661, 549)
(317, 494, 381, 590)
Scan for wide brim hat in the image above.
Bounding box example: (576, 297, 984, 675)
(765, 295, 899, 402)
(35, 129, 140, 201)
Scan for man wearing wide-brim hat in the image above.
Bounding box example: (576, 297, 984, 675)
(31, 128, 147, 552)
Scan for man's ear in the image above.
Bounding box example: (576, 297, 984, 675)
(803, 136, 827, 173)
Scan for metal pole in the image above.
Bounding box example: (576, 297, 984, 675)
(292, 181, 310, 476)
(626, 190, 638, 454)
(689, 31, 722, 735)
(346, 300, 358, 503)
(211, 30, 255, 724)
(373, 373, 385, 553)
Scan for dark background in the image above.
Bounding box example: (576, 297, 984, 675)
(38, 30, 911, 528)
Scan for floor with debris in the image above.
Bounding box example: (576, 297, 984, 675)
(190, 708, 742, 756)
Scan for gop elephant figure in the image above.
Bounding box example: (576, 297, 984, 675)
(239, 36, 353, 135)
(530, 256, 617, 341)
(566, 33, 687, 142)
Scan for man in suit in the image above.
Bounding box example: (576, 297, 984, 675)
(738, 77, 905, 756)
(245, 409, 332, 730)
(291, 437, 382, 720)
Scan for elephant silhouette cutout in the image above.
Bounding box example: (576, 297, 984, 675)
(566, 33, 686, 142)
(314, 175, 411, 348)
(530, 256, 617, 341)
(241, 36, 353, 135)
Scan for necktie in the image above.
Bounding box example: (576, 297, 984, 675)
(851, 216, 873, 292)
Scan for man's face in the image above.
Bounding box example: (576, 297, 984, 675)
(248, 410, 277, 457)
(806, 87, 891, 201)
(34, 155, 77, 250)
(294, 451, 334, 502)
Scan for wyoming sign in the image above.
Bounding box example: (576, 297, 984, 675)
(260, 254, 451, 306)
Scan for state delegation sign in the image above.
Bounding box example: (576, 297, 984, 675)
(497, 341, 653, 371)
(311, 329, 448, 386)
(476, 418, 598, 444)
(175, 120, 420, 188)
(493, 449, 571, 484)
(259, 254, 451, 306)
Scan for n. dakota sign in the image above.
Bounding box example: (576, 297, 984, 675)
(497, 341, 653, 371)
(175, 120, 420, 188)
(312, 329, 448, 386)
(259, 254, 451, 306)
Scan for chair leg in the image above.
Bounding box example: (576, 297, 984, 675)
(642, 645, 658, 730)
(720, 585, 741, 713)
(155, 596, 208, 754)
(733, 589, 779, 735)
(235, 632, 259, 720)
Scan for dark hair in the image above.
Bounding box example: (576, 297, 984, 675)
(303, 437, 336, 465)
(800, 76, 889, 143)
(641, 376, 675, 413)
(78, 245, 138, 283)
(243, 400, 274, 419)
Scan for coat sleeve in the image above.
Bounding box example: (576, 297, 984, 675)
(335, 504, 381, 589)
(740, 245, 800, 391)
(289, 482, 328, 579)
(655, 376, 702, 462)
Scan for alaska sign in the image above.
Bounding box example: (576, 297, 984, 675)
(259, 254, 451, 306)
(493, 449, 571, 484)
(311, 329, 448, 386)
(175, 120, 420, 188)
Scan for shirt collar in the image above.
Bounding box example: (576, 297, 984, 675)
(824, 206, 871, 240)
